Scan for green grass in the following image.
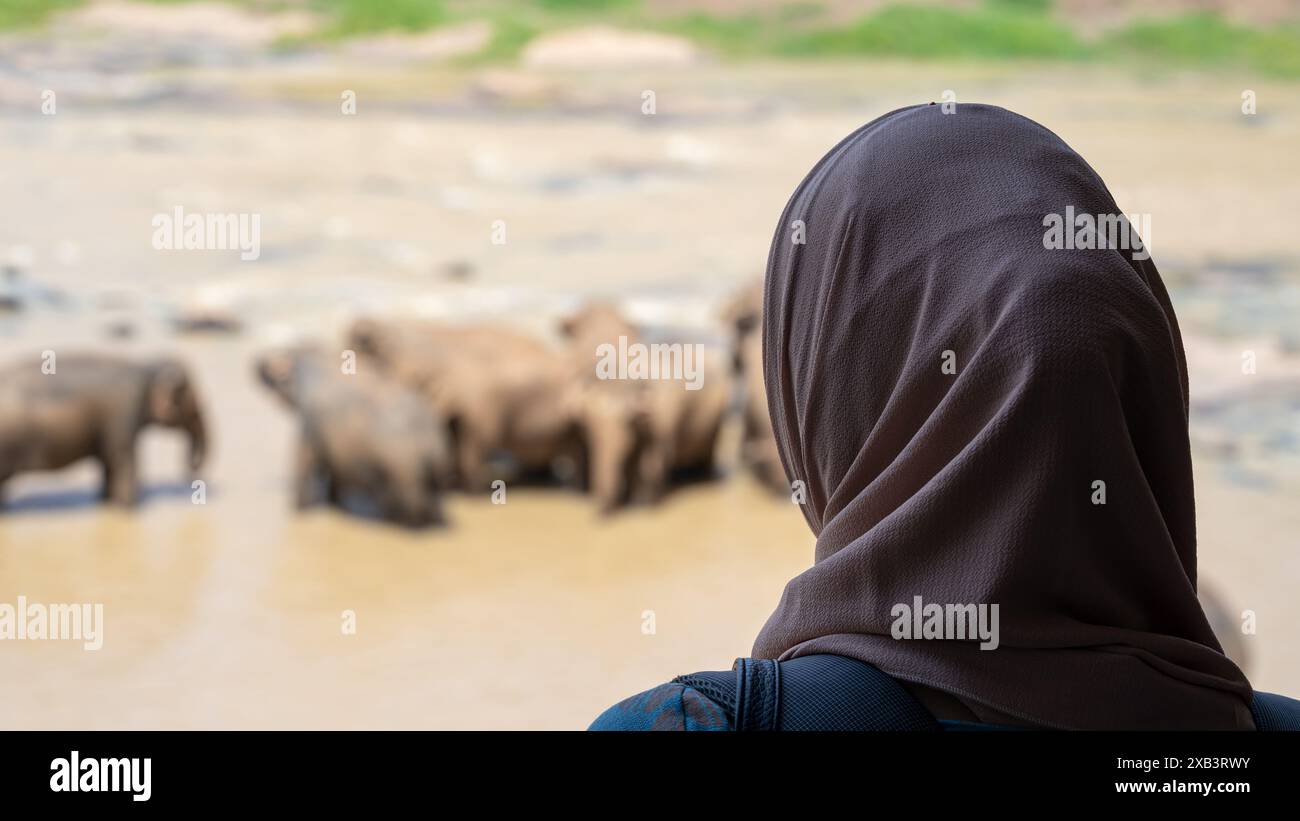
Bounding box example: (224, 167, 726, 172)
(773, 4, 1088, 60)
(985, 0, 1052, 13)
(1104, 12, 1254, 61)
(2, 0, 1299, 78)
(1100, 12, 1300, 77)
(534, 0, 637, 11)
(462, 16, 539, 63)
(660, 2, 1085, 62)
(0, 0, 81, 30)
(659, 13, 770, 57)
(664, 2, 1300, 77)
(314, 0, 447, 37)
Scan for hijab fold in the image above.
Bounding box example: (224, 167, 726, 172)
(753, 103, 1254, 730)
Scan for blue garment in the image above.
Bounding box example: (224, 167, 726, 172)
(589, 682, 731, 731)
(1251, 691, 1300, 731)
(591, 655, 945, 731)
(589, 683, 1007, 731)
(590, 655, 1300, 731)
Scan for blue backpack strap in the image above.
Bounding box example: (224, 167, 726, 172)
(677, 654, 941, 731)
(671, 669, 735, 715)
(776, 655, 940, 731)
(1250, 691, 1300, 731)
(733, 657, 782, 731)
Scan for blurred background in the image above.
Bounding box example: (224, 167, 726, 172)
(0, 0, 1297, 728)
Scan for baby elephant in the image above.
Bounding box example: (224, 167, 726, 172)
(0, 355, 208, 507)
(257, 346, 452, 528)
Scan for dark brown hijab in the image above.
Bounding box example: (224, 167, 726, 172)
(753, 103, 1255, 729)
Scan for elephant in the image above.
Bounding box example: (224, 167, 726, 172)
(558, 300, 639, 376)
(345, 317, 584, 493)
(722, 281, 787, 495)
(257, 345, 453, 528)
(559, 301, 730, 508)
(562, 378, 651, 513)
(636, 356, 731, 502)
(346, 317, 540, 397)
(719, 281, 763, 360)
(0, 354, 208, 507)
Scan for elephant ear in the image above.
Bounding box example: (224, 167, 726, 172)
(149, 362, 191, 424)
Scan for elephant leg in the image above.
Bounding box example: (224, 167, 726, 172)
(636, 441, 671, 505)
(99, 422, 143, 506)
(592, 465, 624, 515)
(372, 464, 431, 528)
(561, 427, 589, 493)
(391, 482, 439, 529)
(419, 463, 448, 526)
(423, 493, 446, 527)
(571, 437, 591, 493)
(694, 417, 725, 475)
(372, 466, 406, 525)
(586, 437, 629, 514)
(294, 438, 328, 509)
(104, 452, 140, 506)
(393, 484, 443, 528)
(416, 456, 451, 526)
(455, 428, 490, 493)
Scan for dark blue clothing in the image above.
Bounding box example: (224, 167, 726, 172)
(591, 655, 946, 731)
(591, 682, 732, 731)
(590, 655, 1300, 731)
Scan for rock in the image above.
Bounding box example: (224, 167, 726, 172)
(520, 26, 702, 70)
(439, 260, 476, 281)
(171, 308, 243, 335)
(104, 320, 136, 340)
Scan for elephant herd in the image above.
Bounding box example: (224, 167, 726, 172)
(0, 283, 787, 527)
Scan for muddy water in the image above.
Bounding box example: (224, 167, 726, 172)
(2, 62, 1298, 727)
(0, 327, 813, 729)
(0, 370, 811, 729)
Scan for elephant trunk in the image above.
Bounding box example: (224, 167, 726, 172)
(588, 426, 636, 515)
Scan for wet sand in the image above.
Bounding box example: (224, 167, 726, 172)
(1, 60, 1298, 727)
